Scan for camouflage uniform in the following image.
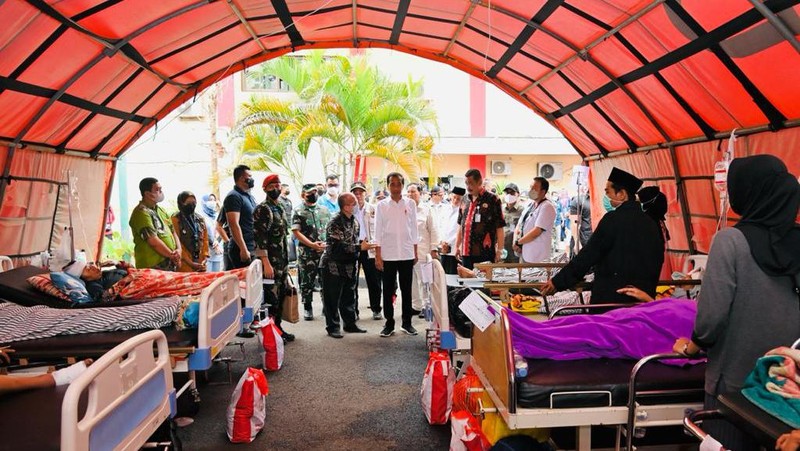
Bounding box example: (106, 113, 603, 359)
(253, 198, 289, 327)
(292, 202, 332, 312)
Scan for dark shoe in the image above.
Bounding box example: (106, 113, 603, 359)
(372, 312, 383, 321)
(236, 330, 255, 338)
(282, 332, 295, 342)
(327, 331, 344, 339)
(401, 324, 418, 336)
(343, 325, 367, 333)
(418, 311, 425, 319)
(304, 309, 313, 321)
(379, 326, 395, 337)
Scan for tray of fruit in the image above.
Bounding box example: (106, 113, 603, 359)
(502, 293, 542, 313)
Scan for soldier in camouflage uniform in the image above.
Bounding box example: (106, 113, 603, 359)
(254, 173, 294, 342)
(292, 183, 332, 320)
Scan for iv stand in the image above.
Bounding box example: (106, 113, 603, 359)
(65, 170, 76, 262)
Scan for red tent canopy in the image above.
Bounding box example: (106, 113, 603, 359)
(1, 0, 799, 266)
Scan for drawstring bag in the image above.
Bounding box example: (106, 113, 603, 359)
(421, 351, 455, 424)
(258, 317, 284, 371)
(450, 410, 491, 451)
(226, 367, 269, 443)
(452, 365, 482, 414)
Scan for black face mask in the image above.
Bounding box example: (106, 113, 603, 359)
(305, 192, 318, 203)
(267, 189, 281, 200)
(181, 203, 196, 215)
(246, 177, 255, 189)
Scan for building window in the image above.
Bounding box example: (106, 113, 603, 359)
(241, 67, 291, 92)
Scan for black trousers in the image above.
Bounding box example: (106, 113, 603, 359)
(461, 250, 496, 270)
(224, 241, 253, 270)
(440, 254, 458, 275)
(322, 270, 357, 333)
(381, 259, 414, 329)
(355, 251, 383, 313)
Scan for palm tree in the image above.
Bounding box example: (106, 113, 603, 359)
(235, 51, 439, 189)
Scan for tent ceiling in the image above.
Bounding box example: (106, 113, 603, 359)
(1, 0, 799, 164)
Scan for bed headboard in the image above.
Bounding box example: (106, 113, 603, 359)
(244, 259, 264, 311)
(197, 274, 241, 361)
(470, 291, 516, 413)
(431, 259, 448, 331)
(61, 329, 174, 451)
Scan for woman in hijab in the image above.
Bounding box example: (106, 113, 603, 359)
(170, 191, 208, 272)
(200, 193, 225, 272)
(673, 154, 800, 449)
(637, 186, 670, 243)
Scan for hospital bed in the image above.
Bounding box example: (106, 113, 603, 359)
(0, 330, 176, 451)
(428, 260, 471, 369)
(469, 292, 705, 451)
(1, 273, 242, 400)
(683, 338, 800, 448)
(241, 258, 264, 325)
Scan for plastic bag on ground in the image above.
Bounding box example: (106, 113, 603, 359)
(258, 316, 284, 371)
(226, 367, 269, 443)
(421, 351, 455, 424)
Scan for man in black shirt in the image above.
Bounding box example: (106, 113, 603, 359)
(542, 168, 664, 303)
(222, 165, 257, 270)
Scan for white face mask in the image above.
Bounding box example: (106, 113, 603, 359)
(528, 189, 539, 201)
(504, 194, 518, 204)
(327, 186, 339, 197)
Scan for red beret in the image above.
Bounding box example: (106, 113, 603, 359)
(262, 173, 281, 190)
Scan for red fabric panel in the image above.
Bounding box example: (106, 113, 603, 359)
(552, 115, 599, 157)
(0, 93, 48, 137)
(17, 29, 103, 88)
(134, 84, 182, 118)
(537, 71, 582, 110)
(745, 127, 800, 177)
(410, 0, 468, 23)
(589, 36, 645, 78)
(469, 78, 485, 137)
(65, 116, 125, 151)
(505, 54, 550, 89)
(105, 71, 167, 113)
(523, 32, 573, 68)
(635, 5, 693, 55)
(561, 58, 608, 96)
(570, 105, 628, 151)
(172, 42, 262, 85)
(0, 4, 58, 77)
(150, 27, 251, 79)
(103, 122, 148, 156)
(24, 103, 91, 145)
(731, 39, 800, 120)
(399, 35, 450, 56)
(297, 9, 353, 38)
(625, 76, 703, 140)
(546, 7, 605, 50)
(72, 1, 200, 39)
(524, 86, 559, 112)
(679, 0, 752, 31)
(491, 0, 547, 19)
(566, 0, 648, 26)
(595, 89, 662, 145)
(66, 58, 137, 101)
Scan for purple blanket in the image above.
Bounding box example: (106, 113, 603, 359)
(509, 298, 703, 364)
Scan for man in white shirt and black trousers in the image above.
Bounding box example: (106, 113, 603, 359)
(375, 172, 419, 337)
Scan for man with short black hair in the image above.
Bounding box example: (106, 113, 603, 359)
(292, 183, 331, 320)
(318, 174, 341, 214)
(374, 172, 419, 337)
(502, 183, 524, 263)
(222, 164, 257, 270)
(439, 187, 464, 274)
(456, 169, 506, 269)
(129, 178, 181, 270)
(542, 167, 664, 303)
(514, 177, 556, 264)
(351, 181, 382, 320)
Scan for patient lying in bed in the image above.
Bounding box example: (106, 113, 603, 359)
(508, 298, 702, 365)
(48, 260, 247, 304)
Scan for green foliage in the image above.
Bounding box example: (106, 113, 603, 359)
(102, 231, 135, 264)
(235, 51, 440, 186)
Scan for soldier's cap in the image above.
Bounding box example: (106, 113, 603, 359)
(608, 167, 643, 195)
(262, 173, 281, 190)
(302, 183, 317, 193)
(503, 183, 519, 194)
(451, 186, 466, 196)
(350, 181, 367, 192)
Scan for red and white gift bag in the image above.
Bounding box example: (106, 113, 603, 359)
(226, 367, 270, 443)
(421, 351, 455, 425)
(258, 316, 284, 371)
(450, 410, 491, 451)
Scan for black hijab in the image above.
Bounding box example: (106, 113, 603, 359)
(728, 154, 800, 277)
(638, 186, 670, 242)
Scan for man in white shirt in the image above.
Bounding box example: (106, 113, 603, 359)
(375, 172, 419, 337)
(439, 187, 465, 274)
(514, 177, 557, 263)
(428, 185, 451, 240)
(351, 181, 383, 321)
(406, 183, 439, 315)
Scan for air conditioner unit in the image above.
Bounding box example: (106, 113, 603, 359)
(538, 162, 563, 181)
(490, 160, 511, 176)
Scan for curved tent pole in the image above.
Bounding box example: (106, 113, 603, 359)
(748, 0, 800, 54)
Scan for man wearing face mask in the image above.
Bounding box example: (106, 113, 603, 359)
(129, 177, 181, 270)
(171, 191, 208, 272)
(514, 177, 557, 264)
(541, 168, 664, 304)
(254, 173, 294, 341)
(292, 183, 332, 320)
(501, 183, 524, 263)
(318, 174, 341, 215)
(221, 165, 258, 271)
